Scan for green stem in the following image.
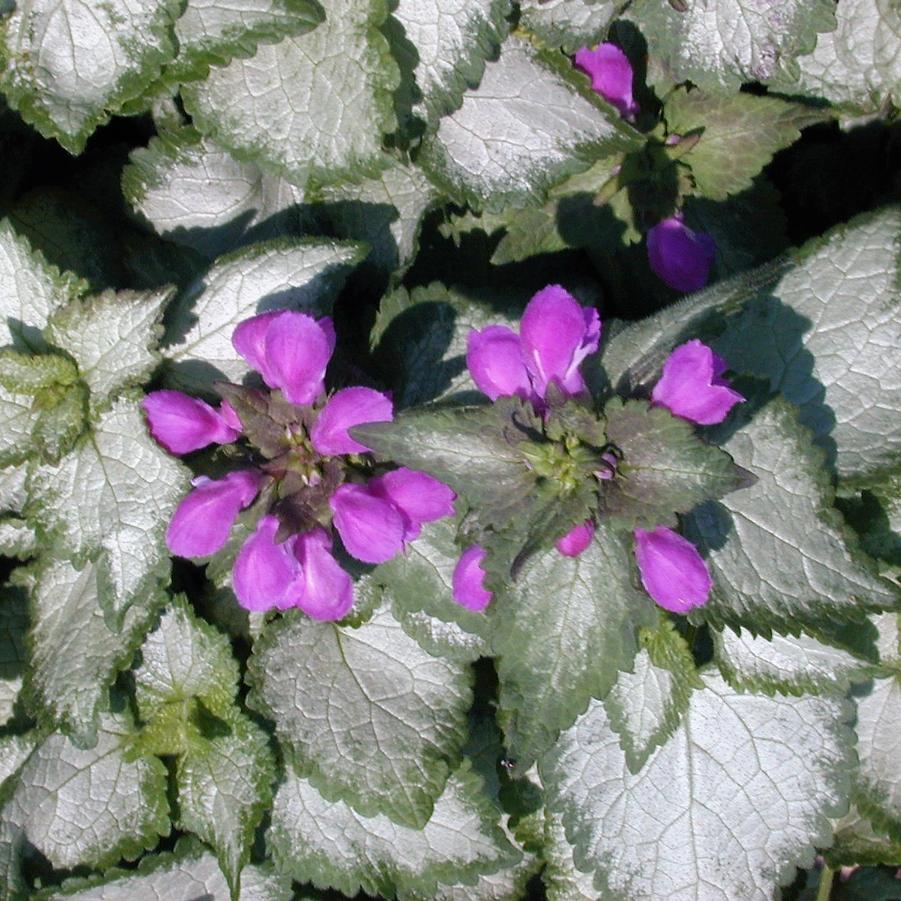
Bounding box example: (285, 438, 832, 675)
(816, 864, 834, 901)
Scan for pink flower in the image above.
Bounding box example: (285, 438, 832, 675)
(555, 520, 595, 557)
(574, 43, 638, 120)
(452, 544, 492, 611)
(652, 339, 745, 425)
(311, 386, 394, 455)
(466, 285, 600, 407)
(166, 470, 261, 557)
(647, 214, 716, 293)
(142, 390, 240, 454)
(233, 310, 336, 405)
(633, 526, 711, 613)
(154, 307, 456, 621)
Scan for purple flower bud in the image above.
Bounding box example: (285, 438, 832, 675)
(330, 483, 406, 564)
(466, 325, 532, 401)
(166, 470, 261, 558)
(452, 544, 492, 611)
(293, 527, 354, 621)
(310, 386, 394, 456)
(652, 339, 745, 425)
(633, 526, 711, 613)
(647, 215, 716, 293)
(555, 520, 595, 557)
(574, 43, 638, 119)
(520, 285, 601, 399)
(142, 390, 240, 455)
(367, 468, 456, 541)
(232, 514, 305, 611)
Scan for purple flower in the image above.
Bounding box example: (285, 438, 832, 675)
(452, 544, 492, 611)
(311, 386, 394, 455)
(367, 468, 457, 541)
(233, 514, 306, 612)
(647, 214, 716, 293)
(555, 520, 595, 557)
(233, 310, 335, 404)
(574, 43, 638, 120)
(652, 339, 745, 425)
(142, 390, 240, 454)
(330, 483, 406, 564)
(293, 528, 354, 621)
(467, 285, 600, 407)
(633, 526, 711, 613)
(166, 470, 261, 558)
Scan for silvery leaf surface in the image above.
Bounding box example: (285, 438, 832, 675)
(26, 397, 191, 623)
(183, 0, 400, 187)
(541, 670, 854, 900)
(248, 605, 472, 828)
(420, 35, 639, 212)
(0, 0, 182, 153)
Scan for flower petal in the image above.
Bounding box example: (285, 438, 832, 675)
(166, 470, 261, 558)
(218, 398, 243, 432)
(647, 215, 716, 293)
(452, 544, 492, 611)
(367, 468, 456, 541)
(142, 390, 239, 454)
(555, 520, 595, 557)
(330, 483, 405, 564)
(232, 310, 283, 385)
(574, 43, 638, 119)
(293, 528, 354, 621)
(520, 285, 600, 397)
(232, 514, 304, 612)
(466, 325, 531, 401)
(633, 526, 711, 613)
(651, 339, 745, 425)
(310, 387, 394, 456)
(263, 311, 333, 405)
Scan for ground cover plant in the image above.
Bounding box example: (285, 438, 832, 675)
(0, 0, 899, 899)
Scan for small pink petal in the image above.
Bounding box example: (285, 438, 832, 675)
(293, 528, 354, 621)
(310, 387, 394, 456)
(232, 515, 304, 612)
(651, 339, 744, 425)
(330, 483, 405, 564)
(367, 468, 456, 541)
(232, 311, 283, 386)
(263, 311, 333, 405)
(452, 544, 492, 612)
(574, 43, 638, 119)
(647, 215, 716, 293)
(466, 325, 532, 401)
(520, 285, 601, 398)
(166, 470, 261, 558)
(142, 390, 239, 455)
(634, 526, 711, 613)
(555, 520, 595, 557)
(218, 399, 243, 432)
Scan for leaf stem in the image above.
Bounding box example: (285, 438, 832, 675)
(816, 864, 834, 901)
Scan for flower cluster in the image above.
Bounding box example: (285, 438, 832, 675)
(574, 43, 717, 293)
(453, 285, 744, 614)
(143, 310, 455, 620)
